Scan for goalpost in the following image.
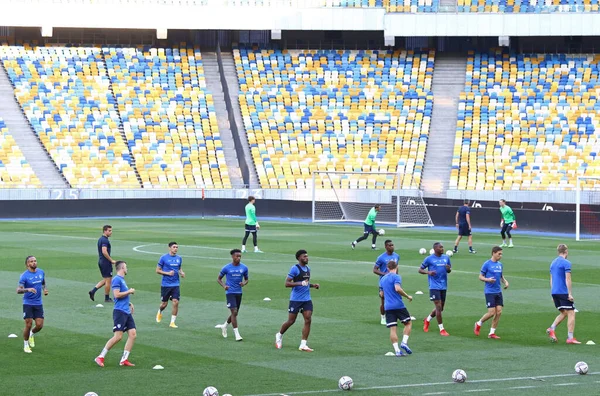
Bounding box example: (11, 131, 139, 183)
(575, 176, 600, 241)
(311, 171, 434, 228)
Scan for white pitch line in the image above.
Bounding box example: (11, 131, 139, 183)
(507, 386, 538, 390)
(464, 389, 491, 393)
(554, 383, 578, 386)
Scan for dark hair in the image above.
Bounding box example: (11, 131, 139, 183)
(464, 199, 470, 205)
(168, 241, 178, 247)
(500, 199, 506, 203)
(248, 196, 255, 202)
(374, 204, 381, 209)
(296, 249, 308, 260)
(384, 239, 393, 246)
(230, 248, 242, 255)
(387, 260, 398, 270)
(433, 242, 443, 249)
(25, 255, 35, 265)
(491, 246, 503, 254)
(115, 261, 126, 270)
(103, 225, 112, 232)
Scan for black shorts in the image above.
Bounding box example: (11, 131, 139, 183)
(458, 223, 471, 236)
(98, 262, 113, 278)
(385, 308, 411, 327)
(23, 304, 44, 319)
(245, 224, 257, 232)
(226, 293, 243, 309)
(430, 289, 447, 302)
(552, 294, 575, 311)
(364, 224, 376, 234)
(288, 300, 313, 314)
(161, 286, 181, 302)
(485, 293, 504, 308)
(113, 310, 136, 332)
(501, 222, 514, 233)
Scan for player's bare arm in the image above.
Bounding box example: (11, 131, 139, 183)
(102, 246, 115, 264)
(285, 276, 303, 288)
(502, 276, 509, 289)
(394, 284, 412, 301)
(217, 274, 229, 290)
(565, 272, 573, 301)
(156, 266, 175, 276)
(418, 267, 436, 276)
(16, 285, 36, 294)
(42, 279, 48, 295)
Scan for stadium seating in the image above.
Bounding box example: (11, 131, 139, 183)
(0, 118, 41, 188)
(451, 49, 600, 191)
(235, 48, 434, 189)
(457, 0, 599, 12)
(104, 46, 231, 189)
(1, 45, 139, 188)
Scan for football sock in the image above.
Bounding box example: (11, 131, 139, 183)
(300, 339, 307, 348)
(254, 246, 260, 252)
(509, 238, 513, 244)
(371, 244, 376, 249)
(276, 332, 282, 339)
(381, 314, 385, 320)
(241, 245, 246, 250)
(120, 350, 130, 363)
(30, 330, 34, 337)
(233, 328, 241, 338)
(402, 335, 409, 344)
(105, 294, 110, 301)
(490, 327, 496, 335)
(550, 324, 557, 330)
(171, 315, 176, 324)
(24, 340, 29, 348)
(91, 287, 98, 294)
(99, 348, 108, 358)
(223, 320, 229, 327)
(392, 342, 400, 353)
(454, 245, 458, 251)
(426, 315, 433, 322)
(469, 246, 474, 251)
(568, 332, 574, 340)
(438, 324, 445, 331)
(477, 320, 483, 326)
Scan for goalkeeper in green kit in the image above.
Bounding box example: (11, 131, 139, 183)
(242, 196, 263, 253)
(499, 199, 517, 248)
(352, 204, 381, 250)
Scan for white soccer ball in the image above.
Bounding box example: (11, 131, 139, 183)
(452, 369, 467, 383)
(419, 248, 427, 255)
(338, 376, 353, 390)
(575, 361, 588, 375)
(429, 248, 435, 255)
(222, 394, 232, 396)
(378, 229, 385, 236)
(84, 393, 98, 396)
(446, 250, 454, 257)
(203, 386, 219, 396)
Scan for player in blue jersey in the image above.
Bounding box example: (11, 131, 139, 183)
(373, 240, 400, 325)
(89, 225, 116, 302)
(418, 242, 452, 336)
(547, 244, 580, 344)
(275, 250, 320, 352)
(453, 199, 476, 254)
(95, 261, 136, 367)
(17, 256, 48, 353)
(216, 249, 249, 341)
(474, 246, 509, 339)
(155, 242, 185, 328)
(379, 260, 413, 357)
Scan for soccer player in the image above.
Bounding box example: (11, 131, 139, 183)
(374, 240, 400, 325)
(499, 199, 516, 248)
(419, 242, 452, 336)
(379, 260, 413, 357)
(216, 249, 249, 341)
(474, 246, 509, 339)
(156, 242, 185, 328)
(95, 261, 136, 367)
(17, 256, 48, 353)
(242, 196, 262, 253)
(547, 244, 580, 344)
(275, 249, 320, 352)
(89, 225, 116, 302)
(454, 199, 475, 254)
(351, 204, 380, 250)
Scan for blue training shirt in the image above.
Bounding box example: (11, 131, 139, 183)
(112, 275, 131, 314)
(457, 205, 470, 225)
(157, 253, 183, 287)
(481, 259, 503, 294)
(219, 263, 249, 294)
(420, 254, 451, 290)
(379, 273, 406, 310)
(98, 235, 111, 265)
(18, 269, 45, 306)
(550, 256, 572, 295)
(288, 264, 311, 302)
(374, 252, 400, 278)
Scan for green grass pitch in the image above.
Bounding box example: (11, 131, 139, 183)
(1, 218, 599, 396)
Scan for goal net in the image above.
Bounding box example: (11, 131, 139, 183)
(576, 176, 600, 240)
(311, 171, 434, 228)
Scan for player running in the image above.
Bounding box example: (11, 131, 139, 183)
(216, 249, 249, 341)
(156, 242, 185, 328)
(373, 240, 400, 325)
(453, 199, 475, 254)
(89, 225, 116, 302)
(499, 199, 516, 248)
(351, 204, 380, 250)
(242, 196, 262, 253)
(474, 246, 509, 339)
(379, 260, 413, 357)
(547, 244, 580, 344)
(17, 256, 48, 353)
(419, 242, 452, 336)
(275, 249, 320, 352)
(95, 261, 136, 367)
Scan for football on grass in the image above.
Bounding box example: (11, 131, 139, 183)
(378, 229, 385, 236)
(338, 376, 353, 390)
(452, 369, 467, 383)
(575, 361, 588, 375)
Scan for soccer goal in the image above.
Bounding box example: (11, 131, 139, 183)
(575, 176, 600, 240)
(311, 171, 434, 227)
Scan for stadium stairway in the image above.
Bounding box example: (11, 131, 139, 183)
(439, 0, 457, 11)
(219, 51, 259, 188)
(0, 64, 69, 188)
(421, 54, 466, 195)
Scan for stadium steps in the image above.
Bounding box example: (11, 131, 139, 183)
(0, 63, 69, 188)
(202, 52, 244, 188)
(219, 51, 259, 189)
(421, 54, 466, 196)
(439, 0, 457, 11)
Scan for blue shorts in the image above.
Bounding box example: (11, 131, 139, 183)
(430, 289, 447, 302)
(385, 308, 411, 327)
(161, 286, 181, 302)
(552, 294, 575, 311)
(458, 223, 471, 236)
(245, 224, 257, 233)
(485, 293, 504, 308)
(288, 300, 313, 314)
(23, 304, 44, 319)
(113, 310, 136, 332)
(98, 262, 113, 278)
(364, 224, 376, 234)
(226, 293, 243, 309)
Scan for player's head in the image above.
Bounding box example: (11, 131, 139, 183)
(433, 242, 444, 255)
(168, 241, 178, 255)
(491, 246, 503, 261)
(384, 240, 394, 253)
(230, 248, 242, 265)
(25, 255, 37, 270)
(464, 199, 470, 206)
(115, 260, 127, 275)
(374, 204, 381, 212)
(557, 244, 568, 258)
(248, 196, 255, 204)
(103, 225, 113, 237)
(296, 249, 308, 265)
(499, 199, 506, 207)
(386, 260, 398, 273)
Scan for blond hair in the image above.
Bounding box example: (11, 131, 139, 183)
(557, 244, 568, 254)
